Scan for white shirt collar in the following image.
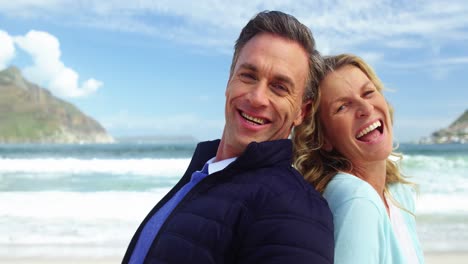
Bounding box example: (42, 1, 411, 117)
(205, 157, 237, 175)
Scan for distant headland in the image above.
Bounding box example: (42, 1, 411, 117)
(419, 109, 468, 144)
(115, 135, 198, 144)
(0, 66, 114, 144)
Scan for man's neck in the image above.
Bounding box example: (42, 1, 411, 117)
(215, 135, 243, 162)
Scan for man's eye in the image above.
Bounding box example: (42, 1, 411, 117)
(271, 83, 288, 93)
(240, 73, 256, 81)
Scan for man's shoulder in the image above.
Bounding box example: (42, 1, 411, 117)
(194, 139, 221, 154)
(236, 165, 329, 213)
(244, 166, 333, 232)
(243, 163, 315, 192)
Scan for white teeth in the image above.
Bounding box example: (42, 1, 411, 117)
(356, 121, 381, 138)
(241, 112, 265, 125)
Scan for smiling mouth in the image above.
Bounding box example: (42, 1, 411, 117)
(356, 120, 384, 140)
(240, 111, 267, 125)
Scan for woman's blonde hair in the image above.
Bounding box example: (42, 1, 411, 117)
(293, 54, 411, 194)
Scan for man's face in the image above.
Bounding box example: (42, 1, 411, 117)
(219, 33, 310, 159)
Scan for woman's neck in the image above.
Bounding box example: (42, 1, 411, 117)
(350, 160, 389, 215)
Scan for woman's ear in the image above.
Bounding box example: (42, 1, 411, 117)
(293, 100, 312, 127)
(322, 138, 333, 152)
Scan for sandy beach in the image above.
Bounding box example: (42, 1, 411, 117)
(2, 252, 467, 264)
(425, 252, 468, 264)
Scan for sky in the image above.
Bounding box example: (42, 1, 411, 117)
(0, 0, 467, 143)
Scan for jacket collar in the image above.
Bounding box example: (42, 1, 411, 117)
(188, 139, 292, 175)
(233, 139, 293, 170)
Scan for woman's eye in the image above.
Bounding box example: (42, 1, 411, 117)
(336, 104, 346, 113)
(364, 90, 375, 97)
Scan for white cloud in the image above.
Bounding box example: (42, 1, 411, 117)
(385, 39, 423, 49)
(13, 30, 102, 98)
(0, 30, 15, 70)
(2, 1, 468, 64)
(438, 57, 468, 65)
(0, 0, 69, 18)
(358, 52, 384, 67)
(385, 56, 468, 69)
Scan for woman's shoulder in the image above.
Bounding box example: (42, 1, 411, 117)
(323, 172, 385, 214)
(388, 182, 417, 212)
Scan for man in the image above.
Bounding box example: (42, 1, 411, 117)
(123, 10, 334, 264)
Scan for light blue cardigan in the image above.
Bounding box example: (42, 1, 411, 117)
(323, 173, 424, 264)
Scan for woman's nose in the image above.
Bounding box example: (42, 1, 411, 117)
(356, 99, 373, 118)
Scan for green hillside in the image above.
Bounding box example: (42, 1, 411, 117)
(421, 109, 468, 144)
(0, 66, 113, 143)
(450, 110, 468, 128)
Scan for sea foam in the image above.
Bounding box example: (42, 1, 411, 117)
(0, 158, 191, 176)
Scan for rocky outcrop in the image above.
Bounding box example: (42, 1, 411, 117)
(420, 110, 468, 144)
(0, 66, 114, 144)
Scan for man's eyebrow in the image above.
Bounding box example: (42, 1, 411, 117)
(238, 63, 258, 72)
(273, 74, 294, 88)
(238, 63, 295, 87)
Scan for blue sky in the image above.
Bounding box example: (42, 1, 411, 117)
(0, 1, 467, 143)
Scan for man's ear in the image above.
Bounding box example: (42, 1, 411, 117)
(293, 100, 312, 127)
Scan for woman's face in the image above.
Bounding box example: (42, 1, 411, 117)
(318, 65, 393, 167)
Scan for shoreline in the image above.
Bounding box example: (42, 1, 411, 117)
(0, 257, 121, 264)
(3, 252, 468, 264)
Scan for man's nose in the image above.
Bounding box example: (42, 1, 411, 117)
(247, 82, 269, 107)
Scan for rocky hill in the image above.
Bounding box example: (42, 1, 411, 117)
(0, 66, 114, 144)
(420, 110, 468, 144)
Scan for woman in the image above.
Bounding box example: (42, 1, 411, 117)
(293, 54, 424, 263)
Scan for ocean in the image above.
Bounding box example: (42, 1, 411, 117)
(0, 142, 466, 258)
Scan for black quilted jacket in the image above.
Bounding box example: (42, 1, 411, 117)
(122, 139, 334, 263)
